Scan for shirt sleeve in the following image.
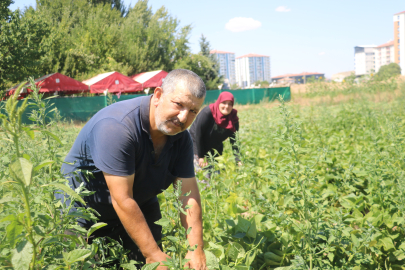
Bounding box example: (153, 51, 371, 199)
(172, 131, 195, 178)
(230, 121, 241, 162)
(193, 107, 213, 158)
(87, 118, 136, 176)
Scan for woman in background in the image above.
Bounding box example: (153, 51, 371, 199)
(189, 91, 241, 178)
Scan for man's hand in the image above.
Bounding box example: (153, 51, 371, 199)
(145, 250, 170, 270)
(198, 158, 208, 168)
(174, 177, 206, 269)
(103, 173, 166, 267)
(184, 248, 207, 270)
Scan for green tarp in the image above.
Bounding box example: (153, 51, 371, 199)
(2, 87, 290, 123)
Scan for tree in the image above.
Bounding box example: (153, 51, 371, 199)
(174, 53, 221, 90)
(375, 63, 401, 81)
(0, 0, 13, 22)
(1, 0, 197, 87)
(90, 0, 127, 16)
(194, 34, 222, 89)
(199, 34, 211, 57)
(120, 0, 192, 74)
(0, 8, 50, 89)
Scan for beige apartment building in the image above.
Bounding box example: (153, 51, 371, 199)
(394, 11, 405, 75)
(374, 40, 395, 73)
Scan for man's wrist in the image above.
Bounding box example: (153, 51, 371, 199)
(141, 244, 162, 259)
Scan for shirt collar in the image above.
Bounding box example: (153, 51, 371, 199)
(140, 95, 183, 143)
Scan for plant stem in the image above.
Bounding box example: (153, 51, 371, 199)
(21, 186, 37, 269)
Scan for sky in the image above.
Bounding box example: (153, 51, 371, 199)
(10, 0, 405, 78)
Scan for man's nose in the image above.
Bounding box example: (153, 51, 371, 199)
(178, 110, 189, 123)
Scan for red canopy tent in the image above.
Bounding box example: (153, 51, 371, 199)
(83, 71, 143, 94)
(6, 73, 89, 96)
(131, 70, 168, 89)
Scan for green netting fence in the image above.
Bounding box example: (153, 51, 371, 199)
(1, 87, 290, 123)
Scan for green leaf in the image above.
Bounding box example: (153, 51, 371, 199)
(7, 221, 23, 248)
(166, 236, 179, 242)
(205, 250, 219, 269)
(121, 262, 139, 270)
(63, 249, 92, 264)
(351, 233, 360, 247)
(87, 222, 107, 239)
(246, 219, 257, 239)
(245, 249, 258, 266)
(140, 262, 160, 270)
(45, 182, 86, 205)
(226, 244, 239, 261)
(42, 130, 63, 145)
(328, 252, 334, 262)
(11, 240, 33, 270)
(22, 127, 34, 139)
(154, 217, 170, 227)
(236, 216, 251, 233)
(353, 170, 367, 177)
(226, 219, 236, 227)
(33, 160, 54, 173)
(233, 233, 246, 238)
(0, 196, 19, 204)
(340, 193, 357, 209)
(10, 158, 33, 187)
(0, 214, 17, 223)
(379, 237, 395, 251)
(186, 227, 192, 235)
(393, 250, 405, 261)
(41, 237, 59, 247)
(235, 265, 249, 270)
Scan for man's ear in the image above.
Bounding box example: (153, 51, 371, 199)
(152, 87, 163, 107)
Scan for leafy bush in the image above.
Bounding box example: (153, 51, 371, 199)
(375, 63, 401, 81)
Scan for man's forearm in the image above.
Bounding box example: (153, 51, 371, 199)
(112, 198, 161, 257)
(180, 195, 204, 249)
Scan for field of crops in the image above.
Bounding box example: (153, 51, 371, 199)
(1, 79, 405, 270)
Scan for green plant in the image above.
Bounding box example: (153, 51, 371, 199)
(0, 79, 106, 269)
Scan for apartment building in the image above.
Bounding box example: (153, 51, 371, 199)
(394, 11, 405, 75)
(235, 53, 271, 88)
(210, 50, 236, 86)
(354, 45, 376, 76)
(374, 41, 395, 72)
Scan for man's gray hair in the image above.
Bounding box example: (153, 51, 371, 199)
(161, 69, 206, 99)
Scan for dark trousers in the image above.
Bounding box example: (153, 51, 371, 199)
(87, 200, 163, 267)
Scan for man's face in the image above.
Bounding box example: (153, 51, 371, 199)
(153, 84, 204, 135)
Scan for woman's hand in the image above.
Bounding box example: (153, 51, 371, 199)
(198, 158, 208, 168)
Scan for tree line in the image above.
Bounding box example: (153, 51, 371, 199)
(0, 0, 221, 91)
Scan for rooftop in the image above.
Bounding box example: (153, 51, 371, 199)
(210, 50, 234, 54)
(82, 71, 115, 85)
(355, 45, 377, 48)
(377, 40, 394, 48)
(272, 72, 324, 79)
(394, 10, 405, 15)
(132, 70, 164, 83)
(236, 53, 270, 59)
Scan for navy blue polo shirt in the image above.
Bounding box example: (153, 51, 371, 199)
(61, 95, 195, 226)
